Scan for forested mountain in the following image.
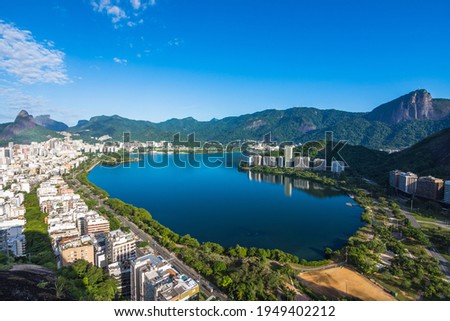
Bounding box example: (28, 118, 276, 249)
(68, 89, 450, 149)
(2, 89, 450, 149)
(338, 126, 450, 183)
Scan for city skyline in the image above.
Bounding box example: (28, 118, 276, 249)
(1, 0, 450, 125)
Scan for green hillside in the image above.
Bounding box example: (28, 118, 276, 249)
(338, 127, 450, 184)
(3, 90, 450, 149)
(0, 127, 62, 146)
(68, 107, 450, 150)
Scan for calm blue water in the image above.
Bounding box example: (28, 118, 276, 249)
(89, 154, 363, 260)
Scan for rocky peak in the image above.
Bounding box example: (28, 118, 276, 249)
(34, 114, 69, 131)
(404, 89, 433, 119)
(15, 110, 33, 122)
(366, 89, 440, 124)
(0, 110, 37, 140)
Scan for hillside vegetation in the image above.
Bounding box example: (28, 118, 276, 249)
(336, 126, 450, 183)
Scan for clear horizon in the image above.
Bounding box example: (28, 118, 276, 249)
(1, 0, 450, 126)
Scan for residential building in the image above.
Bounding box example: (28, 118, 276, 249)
(331, 160, 345, 174)
(389, 170, 402, 188)
(262, 156, 277, 167)
(59, 236, 94, 267)
(106, 229, 136, 263)
(253, 155, 262, 166)
(85, 215, 110, 235)
(398, 172, 418, 194)
(277, 156, 284, 168)
(0, 220, 26, 257)
(130, 254, 199, 301)
(10, 234, 26, 257)
(313, 159, 326, 171)
(284, 146, 294, 168)
(415, 176, 445, 201)
(248, 155, 262, 167)
(108, 261, 131, 299)
(294, 156, 310, 169)
(92, 234, 108, 268)
(130, 254, 168, 301)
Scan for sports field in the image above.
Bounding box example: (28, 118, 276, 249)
(299, 267, 395, 301)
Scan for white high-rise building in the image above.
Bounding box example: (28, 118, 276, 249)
(294, 156, 310, 169)
(130, 254, 200, 301)
(331, 160, 345, 173)
(107, 230, 136, 263)
(277, 156, 284, 167)
(399, 172, 418, 194)
(284, 146, 294, 167)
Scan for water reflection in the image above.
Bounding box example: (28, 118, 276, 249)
(247, 171, 343, 198)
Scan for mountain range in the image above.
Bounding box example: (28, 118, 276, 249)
(1, 89, 450, 150)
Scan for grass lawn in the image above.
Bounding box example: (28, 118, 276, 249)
(412, 212, 450, 224)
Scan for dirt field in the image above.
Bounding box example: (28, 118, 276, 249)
(299, 267, 395, 301)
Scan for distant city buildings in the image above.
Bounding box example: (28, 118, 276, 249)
(262, 156, 277, 167)
(277, 156, 284, 168)
(294, 156, 310, 169)
(248, 155, 262, 167)
(247, 150, 344, 174)
(0, 137, 88, 258)
(284, 146, 294, 168)
(245, 140, 347, 173)
(331, 160, 345, 174)
(313, 159, 327, 171)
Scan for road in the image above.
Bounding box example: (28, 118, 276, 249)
(10, 264, 56, 276)
(427, 247, 450, 282)
(69, 169, 228, 300)
(416, 220, 450, 230)
(402, 209, 421, 228)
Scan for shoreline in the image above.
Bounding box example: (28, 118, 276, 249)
(87, 161, 100, 172)
(86, 157, 364, 261)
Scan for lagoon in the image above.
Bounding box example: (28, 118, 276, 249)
(89, 154, 363, 260)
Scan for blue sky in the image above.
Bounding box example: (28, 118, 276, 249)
(1, 0, 450, 125)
